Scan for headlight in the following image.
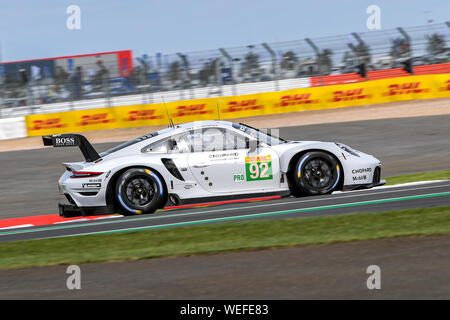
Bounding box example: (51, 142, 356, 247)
(335, 143, 360, 157)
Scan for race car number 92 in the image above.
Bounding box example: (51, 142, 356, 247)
(245, 155, 273, 181)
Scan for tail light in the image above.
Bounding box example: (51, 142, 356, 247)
(71, 171, 103, 179)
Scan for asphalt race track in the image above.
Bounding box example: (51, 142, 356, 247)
(0, 180, 449, 242)
(0, 115, 449, 299)
(0, 115, 449, 220)
(2, 234, 449, 299)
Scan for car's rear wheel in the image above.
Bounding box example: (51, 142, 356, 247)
(115, 168, 165, 215)
(291, 151, 341, 196)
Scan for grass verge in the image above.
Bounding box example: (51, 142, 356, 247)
(1, 206, 450, 269)
(385, 169, 450, 185)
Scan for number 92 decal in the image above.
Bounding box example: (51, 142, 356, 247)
(245, 155, 273, 181)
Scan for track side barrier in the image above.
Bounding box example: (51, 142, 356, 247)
(0, 117, 27, 140)
(25, 74, 450, 137)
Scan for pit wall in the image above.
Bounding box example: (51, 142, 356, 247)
(18, 73, 450, 137)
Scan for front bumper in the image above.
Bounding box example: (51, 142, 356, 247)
(340, 150, 383, 187)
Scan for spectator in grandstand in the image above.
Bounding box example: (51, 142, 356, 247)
(69, 66, 83, 100)
(94, 60, 110, 95)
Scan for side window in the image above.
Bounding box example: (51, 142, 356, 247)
(224, 129, 248, 150)
(170, 133, 192, 153)
(202, 128, 226, 152)
(141, 140, 169, 153)
(198, 128, 249, 151)
(141, 133, 193, 154)
(142, 128, 250, 154)
(185, 130, 204, 153)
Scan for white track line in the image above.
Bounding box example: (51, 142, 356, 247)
(43, 191, 450, 240)
(0, 224, 34, 230)
(1, 180, 448, 231)
(1, 180, 449, 235)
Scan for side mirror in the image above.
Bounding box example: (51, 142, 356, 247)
(248, 138, 258, 153)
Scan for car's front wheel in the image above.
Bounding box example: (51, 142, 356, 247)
(115, 168, 166, 215)
(291, 151, 341, 196)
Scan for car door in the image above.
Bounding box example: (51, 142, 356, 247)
(187, 127, 280, 194)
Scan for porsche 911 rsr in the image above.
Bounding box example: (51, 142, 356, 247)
(42, 121, 385, 217)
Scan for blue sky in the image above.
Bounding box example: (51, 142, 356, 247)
(0, 0, 449, 61)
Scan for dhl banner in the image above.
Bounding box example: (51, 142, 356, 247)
(26, 74, 450, 137)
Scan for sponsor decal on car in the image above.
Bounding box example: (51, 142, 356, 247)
(353, 175, 368, 181)
(352, 168, 372, 174)
(233, 174, 245, 182)
(82, 183, 101, 188)
(245, 155, 273, 181)
(53, 136, 79, 147)
(209, 152, 240, 161)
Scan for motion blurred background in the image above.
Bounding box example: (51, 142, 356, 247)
(0, 1, 448, 117)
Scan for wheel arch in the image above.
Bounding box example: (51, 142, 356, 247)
(105, 166, 169, 212)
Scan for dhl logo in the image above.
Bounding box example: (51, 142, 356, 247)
(382, 82, 429, 96)
(276, 94, 319, 107)
(124, 110, 163, 122)
(172, 104, 213, 117)
(77, 113, 115, 126)
(29, 118, 67, 131)
(328, 89, 371, 102)
(222, 99, 264, 113)
(439, 79, 450, 92)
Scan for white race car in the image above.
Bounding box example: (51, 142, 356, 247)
(43, 120, 385, 217)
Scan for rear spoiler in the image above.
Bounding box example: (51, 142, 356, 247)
(42, 134, 101, 162)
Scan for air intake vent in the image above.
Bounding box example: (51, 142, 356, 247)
(161, 158, 185, 181)
(373, 166, 381, 184)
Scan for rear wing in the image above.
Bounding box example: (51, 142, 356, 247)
(42, 134, 101, 162)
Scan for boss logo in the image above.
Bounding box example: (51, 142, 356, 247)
(53, 137, 79, 147)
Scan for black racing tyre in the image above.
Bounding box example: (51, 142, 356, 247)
(115, 168, 166, 215)
(291, 151, 341, 196)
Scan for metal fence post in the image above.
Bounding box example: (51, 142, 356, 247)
(305, 38, 322, 86)
(397, 27, 412, 59)
(262, 43, 280, 91)
(215, 57, 223, 96)
(219, 48, 236, 96)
